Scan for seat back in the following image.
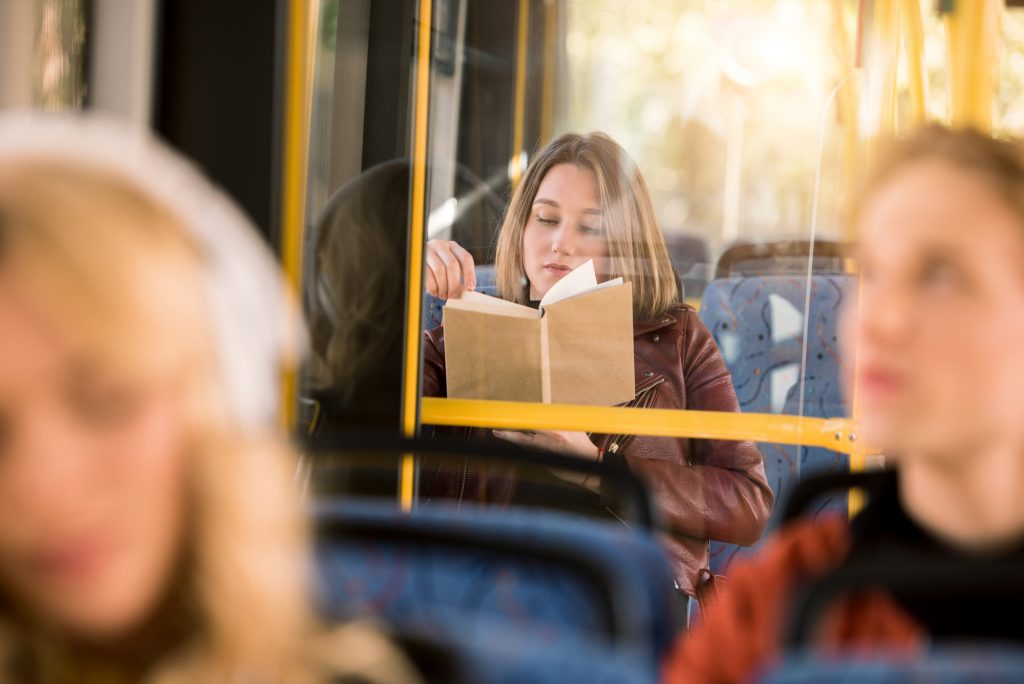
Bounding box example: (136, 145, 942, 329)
(698, 275, 852, 575)
(761, 649, 1024, 684)
(663, 233, 712, 300)
(314, 500, 677, 671)
(424, 264, 497, 331)
(393, 623, 651, 684)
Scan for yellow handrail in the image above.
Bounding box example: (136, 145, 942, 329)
(510, 0, 531, 189)
(901, 0, 928, 125)
(279, 0, 314, 428)
(539, 0, 558, 144)
(831, 0, 860, 241)
(421, 397, 869, 456)
(945, 0, 999, 131)
(400, 0, 435, 511)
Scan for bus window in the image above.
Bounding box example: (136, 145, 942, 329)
(293, 0, 1024, 599)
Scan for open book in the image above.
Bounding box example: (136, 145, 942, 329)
(442, 260, 635, 406)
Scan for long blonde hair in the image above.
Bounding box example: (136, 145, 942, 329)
(0, 160, 312, 680)
(495, 132, 679, 320)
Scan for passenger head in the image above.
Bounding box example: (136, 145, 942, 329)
(308, 160, 408, 395)
(495, 132, 678, 320)
(846, 125, 1024, 462)
(0, 117, 307, 674)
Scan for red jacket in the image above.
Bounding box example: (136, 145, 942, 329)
(662, 515, 925, 684)
(422, 303, 774, 595)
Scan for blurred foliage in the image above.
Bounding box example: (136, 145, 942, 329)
(563, 0, 846, 254)
(561, 0, 1024, 254)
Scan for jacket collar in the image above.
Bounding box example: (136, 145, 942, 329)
(633, 311, 679, 336)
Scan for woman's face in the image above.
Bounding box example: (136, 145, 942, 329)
(0, 274, 189, 641)
(844, 160, 1024, 460)
(522, 163, 610, 299)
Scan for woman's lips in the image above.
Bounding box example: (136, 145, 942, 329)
(543, 262, 572, 277)
(858, 364, 906, 398)
(31, 534, 112, 585)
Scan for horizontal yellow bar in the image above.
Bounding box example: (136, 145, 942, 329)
(421, 397, 866, 455)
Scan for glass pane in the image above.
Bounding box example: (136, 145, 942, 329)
(299, 0, 413, 436)
(411, 0, 856, 586)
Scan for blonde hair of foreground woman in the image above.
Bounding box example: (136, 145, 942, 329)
(0, 127, 417, 683)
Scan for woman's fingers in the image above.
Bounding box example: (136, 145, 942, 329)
(492, 430, 535, 446)
(425, 265, 441, 300)
(425, 239, 474, 300)
(444, 247, 463, 300)
(425, 249, 447, 299)
(450, 242, 477, 292)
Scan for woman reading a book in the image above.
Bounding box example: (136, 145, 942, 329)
(422, 131, 774, 600)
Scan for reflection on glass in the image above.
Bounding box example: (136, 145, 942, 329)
(32, 0, 87, 111)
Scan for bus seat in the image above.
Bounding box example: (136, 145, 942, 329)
(423, 263, 497, 331)
(313, 499, 677, 671)
(698, 275, 852, 576)
(391, 622, 651, 684)
(760, 649, 1024, 684)
(664, 233, 712, 300)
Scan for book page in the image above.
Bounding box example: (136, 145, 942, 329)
(552, 276, 624, 305)
(538, 259, 597, 309)
(446, 290, 539, 319)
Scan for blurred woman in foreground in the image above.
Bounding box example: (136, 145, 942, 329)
(664, 125, 1024, 682)
(0, 116, 416, 683)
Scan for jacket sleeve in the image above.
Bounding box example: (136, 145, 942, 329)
(662, 516, 851, 684)
(421, 328, 447, 398)
(623, 313, 775, 546)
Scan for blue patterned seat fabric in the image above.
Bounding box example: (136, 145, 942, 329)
(396, 621, 652, 684)
(314, 500, 677, 673)
(761, 648, 1024, 684)
(424, 264, 497, 331)
(699, 275, 853, 575)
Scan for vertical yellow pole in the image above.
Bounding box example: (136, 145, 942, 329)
(539, 0, 557, 145)
(873, 0, 900, 138)
(832, 0, 861, 242)
(901, 0, 928, 125)
(280, 0, 314, 429)
(400, 0, 434, 511)
(945, 0, 999, 131)
(510, 0, 531, 189)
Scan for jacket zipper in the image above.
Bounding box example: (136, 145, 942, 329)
(603, 376, 665, 455)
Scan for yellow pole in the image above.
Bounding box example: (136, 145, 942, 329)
(539, 0, 557, 144)
(399, 0, 434, 511)
(945, 0, 999, 131)
(868, 0, 900, 140)
(832, 0, 861, 242)
(901, 0, 928, 125)
(510, 0, 531, 188)
(280, 0, 314, 429)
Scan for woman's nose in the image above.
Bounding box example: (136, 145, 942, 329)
(858, 283, 912, 348)
(551, 223, 575, 256)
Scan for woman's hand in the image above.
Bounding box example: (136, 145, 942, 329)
(425, 239, 476, 300)
(492, 429, 600, 460)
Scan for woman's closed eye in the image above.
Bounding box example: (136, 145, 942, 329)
(535, 213, 559, 226)
(918, 254, 965, 293)
(578, 224, 601, 236)
(66, 371, 143, 427)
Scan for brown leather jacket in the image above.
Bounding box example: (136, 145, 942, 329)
(422, 303, 774, 595)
